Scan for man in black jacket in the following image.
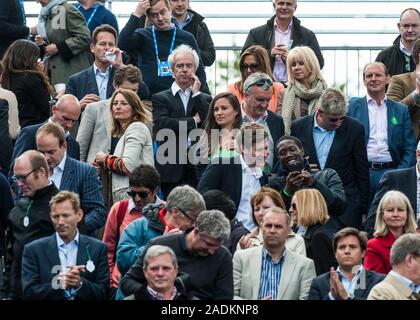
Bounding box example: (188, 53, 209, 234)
(242, 0, 323, 84)
(376, 8, 420, 77)
(309, 228, 384, 300)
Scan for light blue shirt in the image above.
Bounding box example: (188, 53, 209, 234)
(389, 270, 420, 294)
(313, 113, 336, 170)
(328, 265, 364, 300)
(56, 231, 80, 299)
(172, 12, 193, 29)
(94, 63, 112, 101)
(258, 248, 286, 300)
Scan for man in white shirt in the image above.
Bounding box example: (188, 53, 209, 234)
(368, 233, 420, 300)
(21, 191, 109, 300)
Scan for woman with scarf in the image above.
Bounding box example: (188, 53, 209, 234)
(280, 46, 327, 134)
(33, 0, 91, 85)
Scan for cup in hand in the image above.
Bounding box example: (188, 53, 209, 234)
(54, 83, 66, 94)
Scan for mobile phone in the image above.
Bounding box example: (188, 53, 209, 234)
(285, 159, 304, 172)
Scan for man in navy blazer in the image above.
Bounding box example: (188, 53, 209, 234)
(21, 191, 109, 300)
(348, 62, 416, 204)
(309, 227, 384, 300)
(291, 88, 369, 231)
(198, 123, 269, 232)
(36, 123, 106, 235)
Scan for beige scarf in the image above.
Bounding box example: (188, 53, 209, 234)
(281, 80, 327, 134)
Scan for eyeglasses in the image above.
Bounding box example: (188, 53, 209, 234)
(244, 78, 273, 91)
(240, 63, 260, 71)
(176, 207, 194, 222)
(319, 110, 345, 123)
(127, 190, 151, 199)
(291, 203, 297, 210)
(12, 167, 40, 183)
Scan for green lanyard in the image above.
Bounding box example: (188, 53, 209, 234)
(23, 200, 33, 227)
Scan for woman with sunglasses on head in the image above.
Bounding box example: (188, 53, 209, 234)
(94, 88, 154, 206)
(195, 92, 242, 180)
(280, 46, 327, 134)
(228, 45, 284, 113)
(237, 186, 306, 256)
(290, 189, 335, 275)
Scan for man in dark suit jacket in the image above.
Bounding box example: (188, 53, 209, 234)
(153, 45, 211, 198)
(291, 88, 369, 231)
(198, 123, 269, 232)
(36, 123, 106, 235)
(309, 227, 384, 300)
(21, 191, 109, 300)
(0, 99, 12, 176)
(242, 0, 323, 83)
(0, 0, 29, 57)
(348, 62, 416, 204)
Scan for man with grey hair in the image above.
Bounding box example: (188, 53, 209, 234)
(116, 184, 205, 278)
(291, 88, 369, 231)
(368, 140, 420, 237)
(242, 0, 323, 84)
(233, 207, 316, 300)
(119, 209, 234, 300)
(242, 72, 285, 170)
(368, 233, 420, 300)
(153, 44, 212, 198)
(348, 61, 416, 207)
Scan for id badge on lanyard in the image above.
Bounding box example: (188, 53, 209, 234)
(152, 26, 177, 78)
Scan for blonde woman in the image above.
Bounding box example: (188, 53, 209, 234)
(364, 190, 417, 275)
(280, 46, 327, 134)
(292, 189, 335, 275)
(238, 186, 306, 256)
(94, 88, 154, 204)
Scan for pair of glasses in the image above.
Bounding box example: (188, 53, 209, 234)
(244, 78, 273, 91)
(176, 207, 194, 222)
(127, 190, 150, 199)
(240, 63, 260, 71)
(291, 203, 297, 210)
(12, 167, 40, 183)
(319, 110, 345, 123)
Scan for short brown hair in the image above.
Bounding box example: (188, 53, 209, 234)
(251, 187, 286, 225)
(92, 24, 117, 45)
(148, 0, 170, 12)
(333, 227, 367, 252)
(363, 61, 389, 78)
(49, 191, 80, 212)
(36, 122, 66, 146)
(113, 64, 142, 86)
(236, 123, 268, 152)
(18, 150, 49, 178)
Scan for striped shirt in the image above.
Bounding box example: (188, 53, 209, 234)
(257, 247, 286, 300)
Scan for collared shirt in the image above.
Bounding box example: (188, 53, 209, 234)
(236, 156, 262, 232)
(56, 230, 80, 299)
(50, 152, 67, 189)
(312, 113, 335, 170)
(389, 270, 420, 294)
(273, 20, 293, 83)
(172, 12, 193, 29)
(366, 95, 393, 162)
(241, 104, 275, 168)
(258, 247, 286, 300)
(147, 285, 178, 300)
(416, 165, 420, 221)
(399, 40, 412, 57)
(328, 265, 364, 300)
(94, 63, 112, 101)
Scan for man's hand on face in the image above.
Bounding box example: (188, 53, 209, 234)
(191, 74, 201, 95)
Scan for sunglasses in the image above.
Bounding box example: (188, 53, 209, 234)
(127, 190, 151, 199)
(240, 63, 260, 71)
(176, 207, 194, 222)
(12, 167, 40, 183)
(244, 78, 273, 91)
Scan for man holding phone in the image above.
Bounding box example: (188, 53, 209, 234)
(269, 135, 346, 234)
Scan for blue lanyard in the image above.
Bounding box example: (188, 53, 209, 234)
(151, 26, 177, 63)
(76, 4, 99, 26)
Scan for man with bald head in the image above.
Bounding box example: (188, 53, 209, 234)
(0, 151, 58, 299)
(10, 94, 82, 169)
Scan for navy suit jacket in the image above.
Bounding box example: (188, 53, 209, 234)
(21, 233, 109, 300)
(347, 97, 416, 168)
(291, 115, 369, 229)
(309, 268, 385, 300)
(197, 158, 269, 209)
(60, 157, 106, 234)
(367, 166, 417, 237)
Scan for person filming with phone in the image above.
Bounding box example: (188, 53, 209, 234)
(269, 135, 346, 235)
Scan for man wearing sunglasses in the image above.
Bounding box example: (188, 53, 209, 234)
(115, 184, 205, 299)
(348, 62, 416, 209)
(291, 88, 369, 232)
(0, 150, 58, 299)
